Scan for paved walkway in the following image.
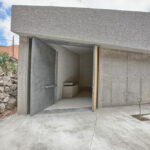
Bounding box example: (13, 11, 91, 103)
(0, 104, 150, 150)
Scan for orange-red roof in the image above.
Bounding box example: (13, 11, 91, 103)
(0, 45, 19, 59)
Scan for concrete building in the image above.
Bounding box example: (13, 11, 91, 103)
(11, 5, 150, 115)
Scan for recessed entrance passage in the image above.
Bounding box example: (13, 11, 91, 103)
(43, 91, 92, 114)
(29, 37, 99, 114)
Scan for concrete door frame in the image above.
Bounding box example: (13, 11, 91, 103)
(17, 36, 100, 114)
(46, 41, 99, 111)
(92, 45, 99, 111)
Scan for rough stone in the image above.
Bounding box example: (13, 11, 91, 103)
(10, 56, 17, 62)
(0, 86, 4, 93)
(7, 97, 17, 110)
(4, 86, 10, 93)
(0, 103, 5, 113)
(11, 74, 17, 78)
(0, 69, 17, 113)
(0, 74, 17, 113)
(3, 96, 9, 103)
(0, 93, 9, 102)
(4, 81, 12, 87)
(10, 84, 17, 91)
(0, 80, 4, 86)
(3, 76, 11, 86)
(0, 93, 5, 100)
(10, 90, 17, 97)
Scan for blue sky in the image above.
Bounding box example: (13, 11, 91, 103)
(0, 1, 12, 46)
(0, 2, 11, 18)
(0, 0, 150, 46)
(0, 2, 7, 46)
(0, 30, 7, 45)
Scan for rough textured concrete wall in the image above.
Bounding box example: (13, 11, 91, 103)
(79, 53, 93, 89)
(99, 48, 150, 107)
(30, 38, 56, 115)
(17, 36, 29, 114)
(50, 44, 80, 100)
(11, 6, 150, 52)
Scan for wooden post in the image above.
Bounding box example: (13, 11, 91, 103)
(92, 45, 99, 111)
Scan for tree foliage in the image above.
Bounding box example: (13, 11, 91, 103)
(0, 52, 18, 74)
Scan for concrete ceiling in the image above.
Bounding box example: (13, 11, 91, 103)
(42, 38, 93, 55)
(61, 45, 92, 55)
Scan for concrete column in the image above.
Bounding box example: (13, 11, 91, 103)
(17, 36, 30, 114)
(98, 47, 104, 108)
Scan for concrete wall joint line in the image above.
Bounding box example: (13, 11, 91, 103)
(89, 112, 98, 150)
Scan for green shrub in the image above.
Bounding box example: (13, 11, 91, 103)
(137, 97, 142, 117)
(7, 62, 18, 74)
(0, 52, 18, 74)
(0, 52, 9, 72)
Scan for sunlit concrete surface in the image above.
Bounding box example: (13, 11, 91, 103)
(0, 104, 150, 150)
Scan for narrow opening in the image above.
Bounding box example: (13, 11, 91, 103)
(27, 38, 32, 114)
(42, 39, 94, 113)
(29, 37, 96, 114)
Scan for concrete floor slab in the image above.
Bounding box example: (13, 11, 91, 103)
(45, 91, 92, 110)
(0, 104, 150, 150)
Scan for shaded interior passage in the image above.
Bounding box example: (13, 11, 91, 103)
(44, 91, 92, 112)
(42, 39, 94, 112)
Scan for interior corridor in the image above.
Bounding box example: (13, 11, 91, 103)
(43, 91, 92, 113)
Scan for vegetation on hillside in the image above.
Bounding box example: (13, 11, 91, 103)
(0, 52, 18, 75)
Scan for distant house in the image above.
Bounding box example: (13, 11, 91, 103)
(0, 45, 19, 59)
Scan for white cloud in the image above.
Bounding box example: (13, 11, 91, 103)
(0, 0, 150, 45)
(0, 0, 86, 45)
(1, 0, 86, 8)
(83, 0, 150, 12)
(0, 6, 7, 16)
(0, 16, 19, 45)
(1, 0, 150, 11)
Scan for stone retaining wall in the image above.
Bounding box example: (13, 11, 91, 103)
(0, 74, 17, 113)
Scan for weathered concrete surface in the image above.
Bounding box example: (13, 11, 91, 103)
(50, 44, 80, 101)
(12, 6, 150, 113)
(98, 48, 150, 107)
(11, 6, 150, 53)
(30, 38, 56, 115)
(79, 53, 93, 89)
(0, 104, 150, 150)
(92, 104, 150, 150)
(17, 36, 29, 114)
